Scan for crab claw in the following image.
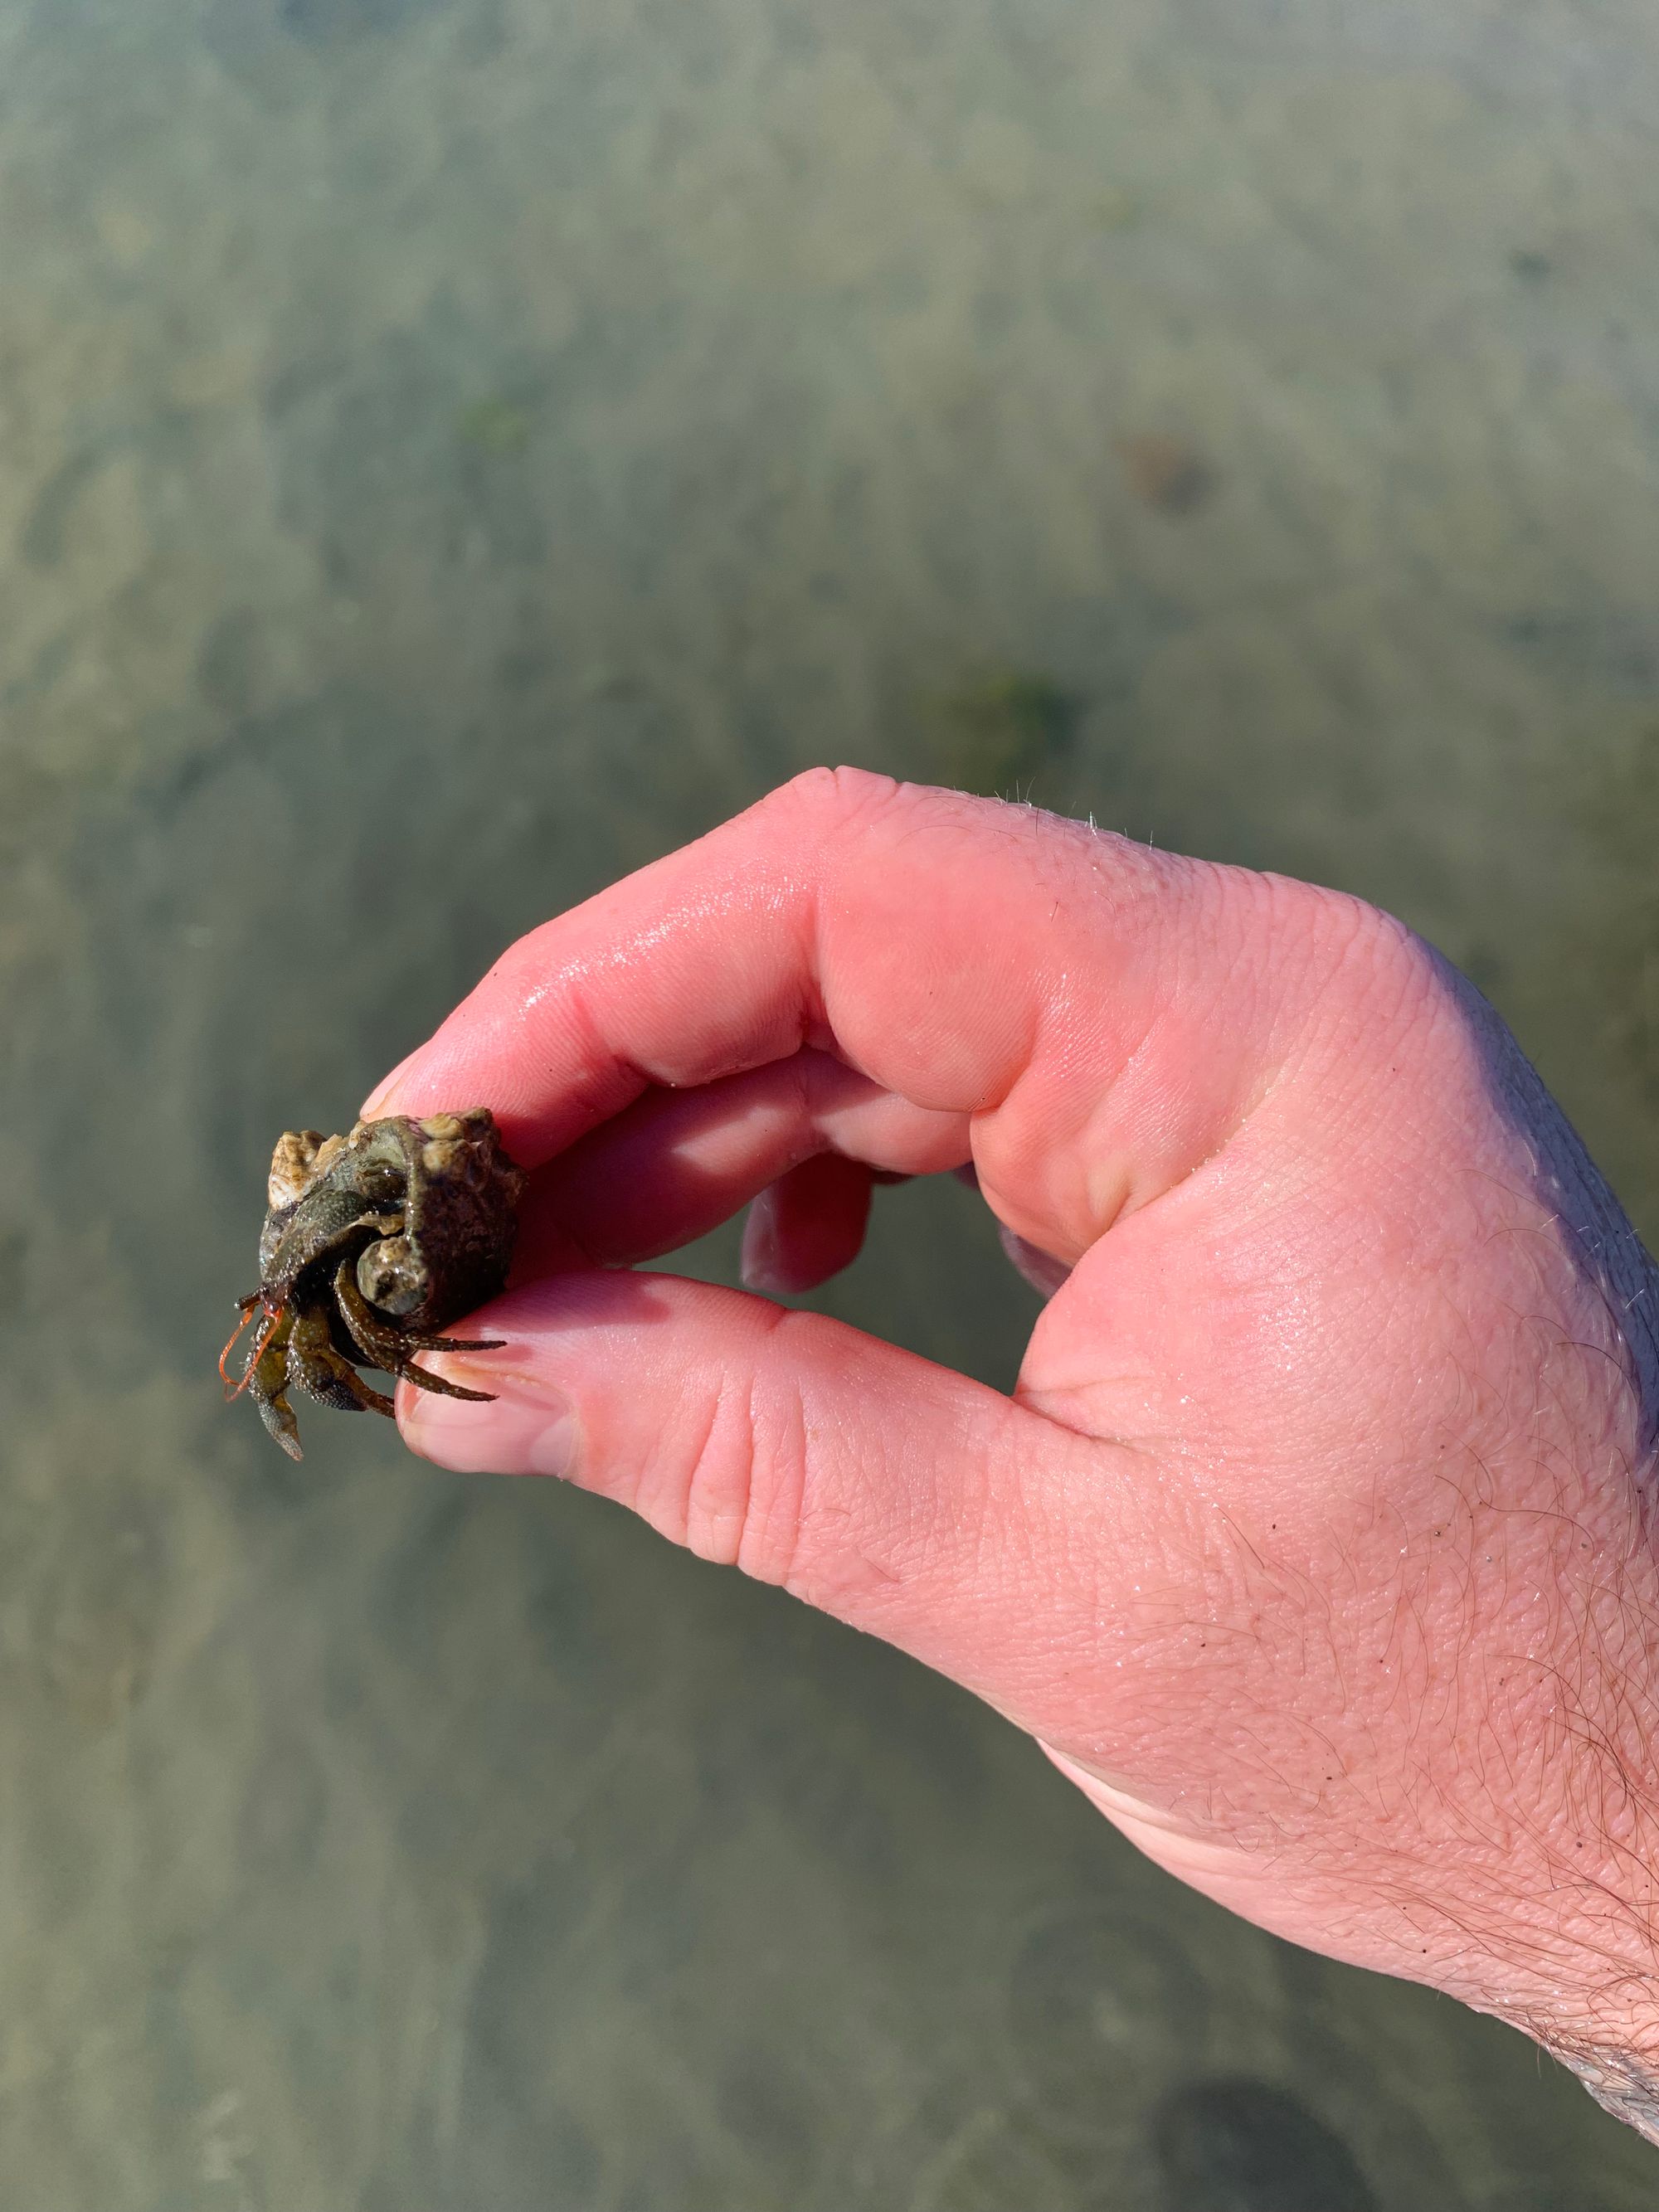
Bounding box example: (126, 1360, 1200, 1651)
(256, 1386, 305, 1461)
(245, 1306, 304, 1458)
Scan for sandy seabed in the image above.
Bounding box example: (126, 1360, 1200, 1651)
(4, 2, 1659, 2204)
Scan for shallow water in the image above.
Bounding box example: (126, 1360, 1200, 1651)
(5, 1, 1659, 2204)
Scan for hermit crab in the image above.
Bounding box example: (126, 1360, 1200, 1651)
(221, 1110, 527, 1460)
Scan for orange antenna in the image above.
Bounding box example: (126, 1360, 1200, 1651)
(220, 1296, 282, 1400)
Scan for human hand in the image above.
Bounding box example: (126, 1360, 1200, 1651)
(367, 769, 1659, 2139)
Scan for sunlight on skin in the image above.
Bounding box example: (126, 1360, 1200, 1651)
(367, 768, 1659, 2142)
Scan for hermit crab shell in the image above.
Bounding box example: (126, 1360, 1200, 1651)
(257, 1109, 527, 1334)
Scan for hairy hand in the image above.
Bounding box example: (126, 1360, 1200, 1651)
(367, 769, 1659, 2132)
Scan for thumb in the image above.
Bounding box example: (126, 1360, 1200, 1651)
(397, 1271, 1159, 1730)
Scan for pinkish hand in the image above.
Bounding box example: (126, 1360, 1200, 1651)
(367, 768, 1659, 2134)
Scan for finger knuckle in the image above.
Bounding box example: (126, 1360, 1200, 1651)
(680, 1331, 812, 1584)
(762, 763, 904, 834)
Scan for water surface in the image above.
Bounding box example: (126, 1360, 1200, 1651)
(5, 1, 1659, 2203)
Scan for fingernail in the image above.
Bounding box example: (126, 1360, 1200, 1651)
(400, 1369, 578, 1479)
(739, 1195, 790, 1295)
(998, 1224, 1073, 1300)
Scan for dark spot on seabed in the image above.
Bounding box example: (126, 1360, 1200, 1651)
(921, 668, 1082, 798)
(1154, 2079, 1377, 2212)
(1117, 431, 1219, 515)
(0, 1227, 28, 1323)
(1005, 1903, 1210, 2130)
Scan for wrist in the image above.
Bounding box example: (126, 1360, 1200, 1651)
(1525, 2030, 1659, 2149)
(1472, 1655, 1659, 2139)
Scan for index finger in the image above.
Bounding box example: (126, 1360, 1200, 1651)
(365, 767, 1297, 1251)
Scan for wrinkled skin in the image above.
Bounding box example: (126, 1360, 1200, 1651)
(222, 1109, 526, 1459)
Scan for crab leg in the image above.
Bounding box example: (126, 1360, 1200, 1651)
(333, 1262, 504, 1363)
(395, 1364, 499, 1403)
(403, 1327, 508, 1353)
(332, 1262, 501, 1403)
(287, 1300, 397, 1419)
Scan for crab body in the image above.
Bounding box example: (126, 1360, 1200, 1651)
(223, 1110, 526, 1460)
